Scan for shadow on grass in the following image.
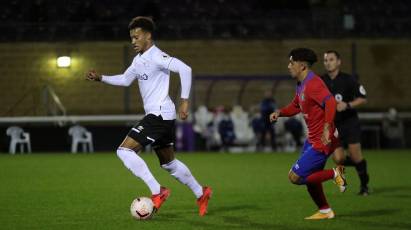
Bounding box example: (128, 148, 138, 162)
(153, 204, 319, 230)
(335, 208, 411, 230)
(184, 216, 319, 230)
(369, 186, 411, 198)
(208, 204, 265, 214)
(339, 211, 411, 230)
(372, 186, 411, 195)
(152, 204, 262, 221)
(339, 208, 401, 217)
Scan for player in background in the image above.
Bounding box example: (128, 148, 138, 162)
(259, 90, 277, 151)
(86, 16, 212, 216)
(321, 50, 370, 196)
(270, 48, 346, 220)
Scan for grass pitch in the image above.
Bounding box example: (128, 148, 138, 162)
(1, 150, 411, 230)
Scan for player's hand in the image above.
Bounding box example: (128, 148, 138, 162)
(269, 111, 280, 123)
(336, 101, 348, 112)
(321, 123, 331, 145)
(86, 69, 102, 81)
(178, 99, 189, 120)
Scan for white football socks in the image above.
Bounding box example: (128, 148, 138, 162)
(319, 208, 332, 214)
(116, 147, 161, 195)
(162, 159, 203, 198)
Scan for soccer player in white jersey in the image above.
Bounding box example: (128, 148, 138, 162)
(86, 16, 212, 216)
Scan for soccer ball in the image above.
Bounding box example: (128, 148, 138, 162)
(130, 197, 154, 220)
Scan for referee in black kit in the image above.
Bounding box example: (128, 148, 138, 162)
(321, 50, 370, 196)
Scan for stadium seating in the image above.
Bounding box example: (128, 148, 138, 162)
(0, 1, 410, 41)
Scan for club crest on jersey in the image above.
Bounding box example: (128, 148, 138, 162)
(300, 93, 305, 101)
(359, 85, 366, 95)
(137, 73, 149, 80)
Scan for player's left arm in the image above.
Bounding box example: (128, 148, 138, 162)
(349, 78, 367, 108)
(322, 96, 337, 145)
(308, 79, 337, 144)
(157, 53, 192, 120)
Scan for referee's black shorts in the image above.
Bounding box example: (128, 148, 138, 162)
(336, 116, 362, 146)
(127, 114, 176, 150)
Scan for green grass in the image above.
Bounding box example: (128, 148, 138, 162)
(1, 151, 411, 230)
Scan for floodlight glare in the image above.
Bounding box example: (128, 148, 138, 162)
(57, 56, 71, 68)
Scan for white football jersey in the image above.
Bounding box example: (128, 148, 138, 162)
(102, 45, 192, 120)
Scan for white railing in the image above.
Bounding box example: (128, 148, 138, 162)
(0, 115, 144, 124)
(358, 112, 411, 121)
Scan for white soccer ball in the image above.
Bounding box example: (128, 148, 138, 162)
(130, 197, 154, 220)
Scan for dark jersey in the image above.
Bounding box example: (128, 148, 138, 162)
(321, 72, 367, 123)
(260, 97, 276, 124)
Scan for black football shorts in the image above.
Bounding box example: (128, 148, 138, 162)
(336, 116, 362, 146)
(127, 114, 176, 149)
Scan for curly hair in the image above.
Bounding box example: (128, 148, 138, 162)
(128, 16, 155, 34)
(288, 48, 318, 67)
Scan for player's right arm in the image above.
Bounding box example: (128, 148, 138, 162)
(86, 64, 137, 87)
(270, 95, 300, 122)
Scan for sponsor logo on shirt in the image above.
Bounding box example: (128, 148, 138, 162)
(137, 73, 149, 80)
(300, 93, 305, 101)
(162, 53, 170, 59)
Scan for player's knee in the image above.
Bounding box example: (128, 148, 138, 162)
(158, 155, 174, 166)
(332, 147, 345, 165)
(288, 172, 301, 185)
(119, 137, 142, 152)
(118, 144, 140, 153)
(154, 146, 175, 165)
(349, 152, 363, 163)
(289, 177, 301, 185)
(334, 157, 345, 165)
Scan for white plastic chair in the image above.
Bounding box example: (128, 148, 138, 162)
(68, 125, 94, 153)
(230, 105, 255, 145)
(194, 105, 213, 136)
(6, 126, 32, 154)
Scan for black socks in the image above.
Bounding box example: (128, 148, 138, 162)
(355, 159, 369, 188)
(344, 157, 369, 188)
